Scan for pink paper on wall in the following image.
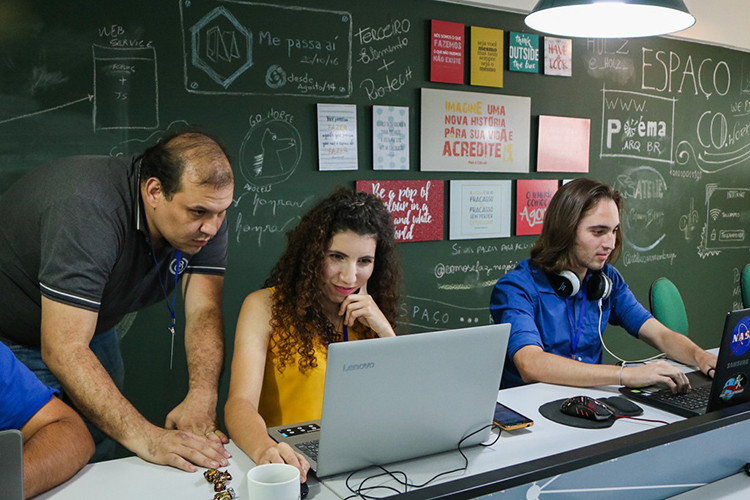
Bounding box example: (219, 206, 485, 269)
(537, 115, 590, 173)
(430, 20, 465, 84)
(515, 179, 558, 236)
(356, 180, 444, 242)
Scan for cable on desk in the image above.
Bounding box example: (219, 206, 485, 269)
(342, 423, 501, 499)
(614, 415, 670, 425)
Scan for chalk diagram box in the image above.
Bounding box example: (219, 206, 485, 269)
(92, 45, 158, 130)
(705, 185, 750, 250)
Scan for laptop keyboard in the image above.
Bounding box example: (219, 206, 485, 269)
(653, 384, 711, 410)
(295, 439, 320, 461)
(277, 423, 320, 438)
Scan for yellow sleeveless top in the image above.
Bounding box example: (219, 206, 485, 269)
(258, 314, 370, 427)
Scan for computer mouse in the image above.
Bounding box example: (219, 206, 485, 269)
(301, 481, 309, 498)
(560, 395, 614, 421)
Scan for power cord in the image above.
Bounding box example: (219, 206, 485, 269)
(613, 415, 669, 425)
(597, 298, 666, 371)
(342, 423, 501, 499)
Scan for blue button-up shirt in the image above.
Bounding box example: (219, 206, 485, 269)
(0, 342, 57, 430)
(490, 259, 652, 388)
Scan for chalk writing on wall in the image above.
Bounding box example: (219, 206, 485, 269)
(584, 38, 634, 85)
(600, 88, 674, 164)
(615, 166, 669, 258)
(432, 242, 528, 291)
(181, 1, 353, 97)
(239, 109, 301, 188)
(398, 295, 491, 332)
(93, 45, 159, 130)
(678, 197, 700, 242)
(700, 184, 750, 256)
(355, 17, 415, 101)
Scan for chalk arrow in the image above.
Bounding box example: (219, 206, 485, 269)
(0, 94, 94, 125)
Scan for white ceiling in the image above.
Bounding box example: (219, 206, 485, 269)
(445, 0, 750, 52)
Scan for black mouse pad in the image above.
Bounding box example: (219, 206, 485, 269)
(598, 396, 643, 417)
(538, 396, 643, 429)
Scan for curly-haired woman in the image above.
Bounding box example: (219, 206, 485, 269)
(224, 187, 402, 481)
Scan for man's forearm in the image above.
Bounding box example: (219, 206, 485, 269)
(517, 347, 621, 387)
(184, 308, 224, 399)
(643, 318, 713, 368)
(44, 343, 154, 451)
(23, 414, 94, 498)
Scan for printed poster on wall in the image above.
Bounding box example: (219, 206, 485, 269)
(372, 105, 409, 171)
(516, 179, 559, 236)
(508, 32, 539, 73)
(537, 115, 591, 172)
(430, 20, 465, 84)
(356, 180, 444, 242)
(470, 26, 503, 87)
(420, 88, 530, 173)
(449, 180, 511, 240)
(317, 103, 358, 171)
(544, 37, 572, 77)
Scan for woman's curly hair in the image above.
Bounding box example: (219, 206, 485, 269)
(264, 187, 402, 373)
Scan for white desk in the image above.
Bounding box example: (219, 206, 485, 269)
(37, 382, 684, 499)
(36, 441, 340, 500)
(320, 382, 685, 498)
(37, 349, 750, 499)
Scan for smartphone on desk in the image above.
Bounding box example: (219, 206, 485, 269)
(493, 402, 534, 431)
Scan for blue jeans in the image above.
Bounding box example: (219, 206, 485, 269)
(3, 329, 125, 463)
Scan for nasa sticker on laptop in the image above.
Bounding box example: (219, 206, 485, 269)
(730, 315, 750, 356)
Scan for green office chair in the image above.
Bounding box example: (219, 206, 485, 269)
(742, 264, 750, 309)
(649, 277, 689, 336)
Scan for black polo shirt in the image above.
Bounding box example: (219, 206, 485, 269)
(0, 155, 228, 347)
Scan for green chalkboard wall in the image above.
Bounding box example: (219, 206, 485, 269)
(2, 0, 750, 441)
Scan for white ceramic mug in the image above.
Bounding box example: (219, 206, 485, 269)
(246, 463, 301, 500)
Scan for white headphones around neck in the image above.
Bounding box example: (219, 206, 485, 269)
(547, 270, 613, 301)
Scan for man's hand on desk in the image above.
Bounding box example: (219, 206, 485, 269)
(134, 424, 231, 472)
(695, 350, 718, 379)
(165, 392, 229, 446)
(621, 360, 691, 393)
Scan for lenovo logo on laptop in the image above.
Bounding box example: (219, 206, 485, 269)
(343, 361, 375, 372)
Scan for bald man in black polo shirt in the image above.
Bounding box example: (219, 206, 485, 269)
(0, 131, 233, 472)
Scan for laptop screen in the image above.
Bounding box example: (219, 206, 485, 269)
(0, 429, 24, 500)
(707, 308, 750, 413)
(315, 323, 510, 476)
(268, 323, 511, 478)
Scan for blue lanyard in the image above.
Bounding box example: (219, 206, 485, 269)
(565, 296, 585, 359)
(342, 324, 349, 342)
(151, 249, 181, 369)
(152, 250, 181, 332)
(140, 198, 181, 368)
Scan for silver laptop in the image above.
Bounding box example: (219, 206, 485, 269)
(0, 429, 24, 500)
(268, 323, 510, 477)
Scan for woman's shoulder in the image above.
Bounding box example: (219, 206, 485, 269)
(237, 288, 275, 338)
(242, 287, 274, 309)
